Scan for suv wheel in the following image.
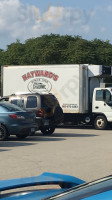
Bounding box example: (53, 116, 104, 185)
(40, 126, 55, 135)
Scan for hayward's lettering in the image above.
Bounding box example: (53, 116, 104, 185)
(22, 70, 59, 81)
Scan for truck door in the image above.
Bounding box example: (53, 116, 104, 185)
(92, 88, 112, 122)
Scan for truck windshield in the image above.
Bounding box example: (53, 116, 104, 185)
(96, 89, 112, 106)
(104, 90, 112, 106)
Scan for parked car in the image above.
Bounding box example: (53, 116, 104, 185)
(0, 172, 112, 200)
(0, 92, 63, 135)
(0, 102, 37, 141)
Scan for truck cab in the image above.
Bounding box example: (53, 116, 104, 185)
(92, 87, 112, 129)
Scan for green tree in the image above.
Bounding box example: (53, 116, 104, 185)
(1, 34, 112, 66)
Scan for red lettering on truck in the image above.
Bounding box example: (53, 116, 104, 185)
(22, 70, 59, 81)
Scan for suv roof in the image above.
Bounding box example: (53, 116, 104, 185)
(10, 92, 53, 96)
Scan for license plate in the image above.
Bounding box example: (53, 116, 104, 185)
(44, 120, 49, 125)
(31, 128, 35, 132)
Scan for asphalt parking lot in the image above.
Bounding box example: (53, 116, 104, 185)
(0, 127, 112, 182)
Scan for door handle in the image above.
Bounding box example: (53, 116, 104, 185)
(95, 106, 99, 109)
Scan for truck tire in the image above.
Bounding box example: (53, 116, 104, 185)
(94, 115, 107, 130)
(40, 126, 55, 135)
(0, 125, 8, 141)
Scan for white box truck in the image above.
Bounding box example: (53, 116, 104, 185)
(1, 64, 112, 129)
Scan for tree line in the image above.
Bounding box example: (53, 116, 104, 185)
(0, 34, 112, 66)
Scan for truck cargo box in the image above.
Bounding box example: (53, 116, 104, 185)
(1, 64, 89, 114)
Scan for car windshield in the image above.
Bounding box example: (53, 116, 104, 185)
(0, 102, 25, 112)
(49, 176, 112, 200)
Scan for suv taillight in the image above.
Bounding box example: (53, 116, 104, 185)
(38, 108, 44, 117)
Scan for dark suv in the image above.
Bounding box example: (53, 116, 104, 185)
(0, 93, 63, 135)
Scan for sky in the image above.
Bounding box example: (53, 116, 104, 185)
(0, 0, 112, 49)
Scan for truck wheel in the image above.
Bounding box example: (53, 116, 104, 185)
(40, 126, 55, 135)
(94, 115, 107, 130)
(0, 125, 8, 141)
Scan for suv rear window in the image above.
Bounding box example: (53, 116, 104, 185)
(26, 96, 37, 108)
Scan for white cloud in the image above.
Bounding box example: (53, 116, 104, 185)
(0, 0, 92, 49)
(107, 5, 112, 11)
(0, 0, 20, 30)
